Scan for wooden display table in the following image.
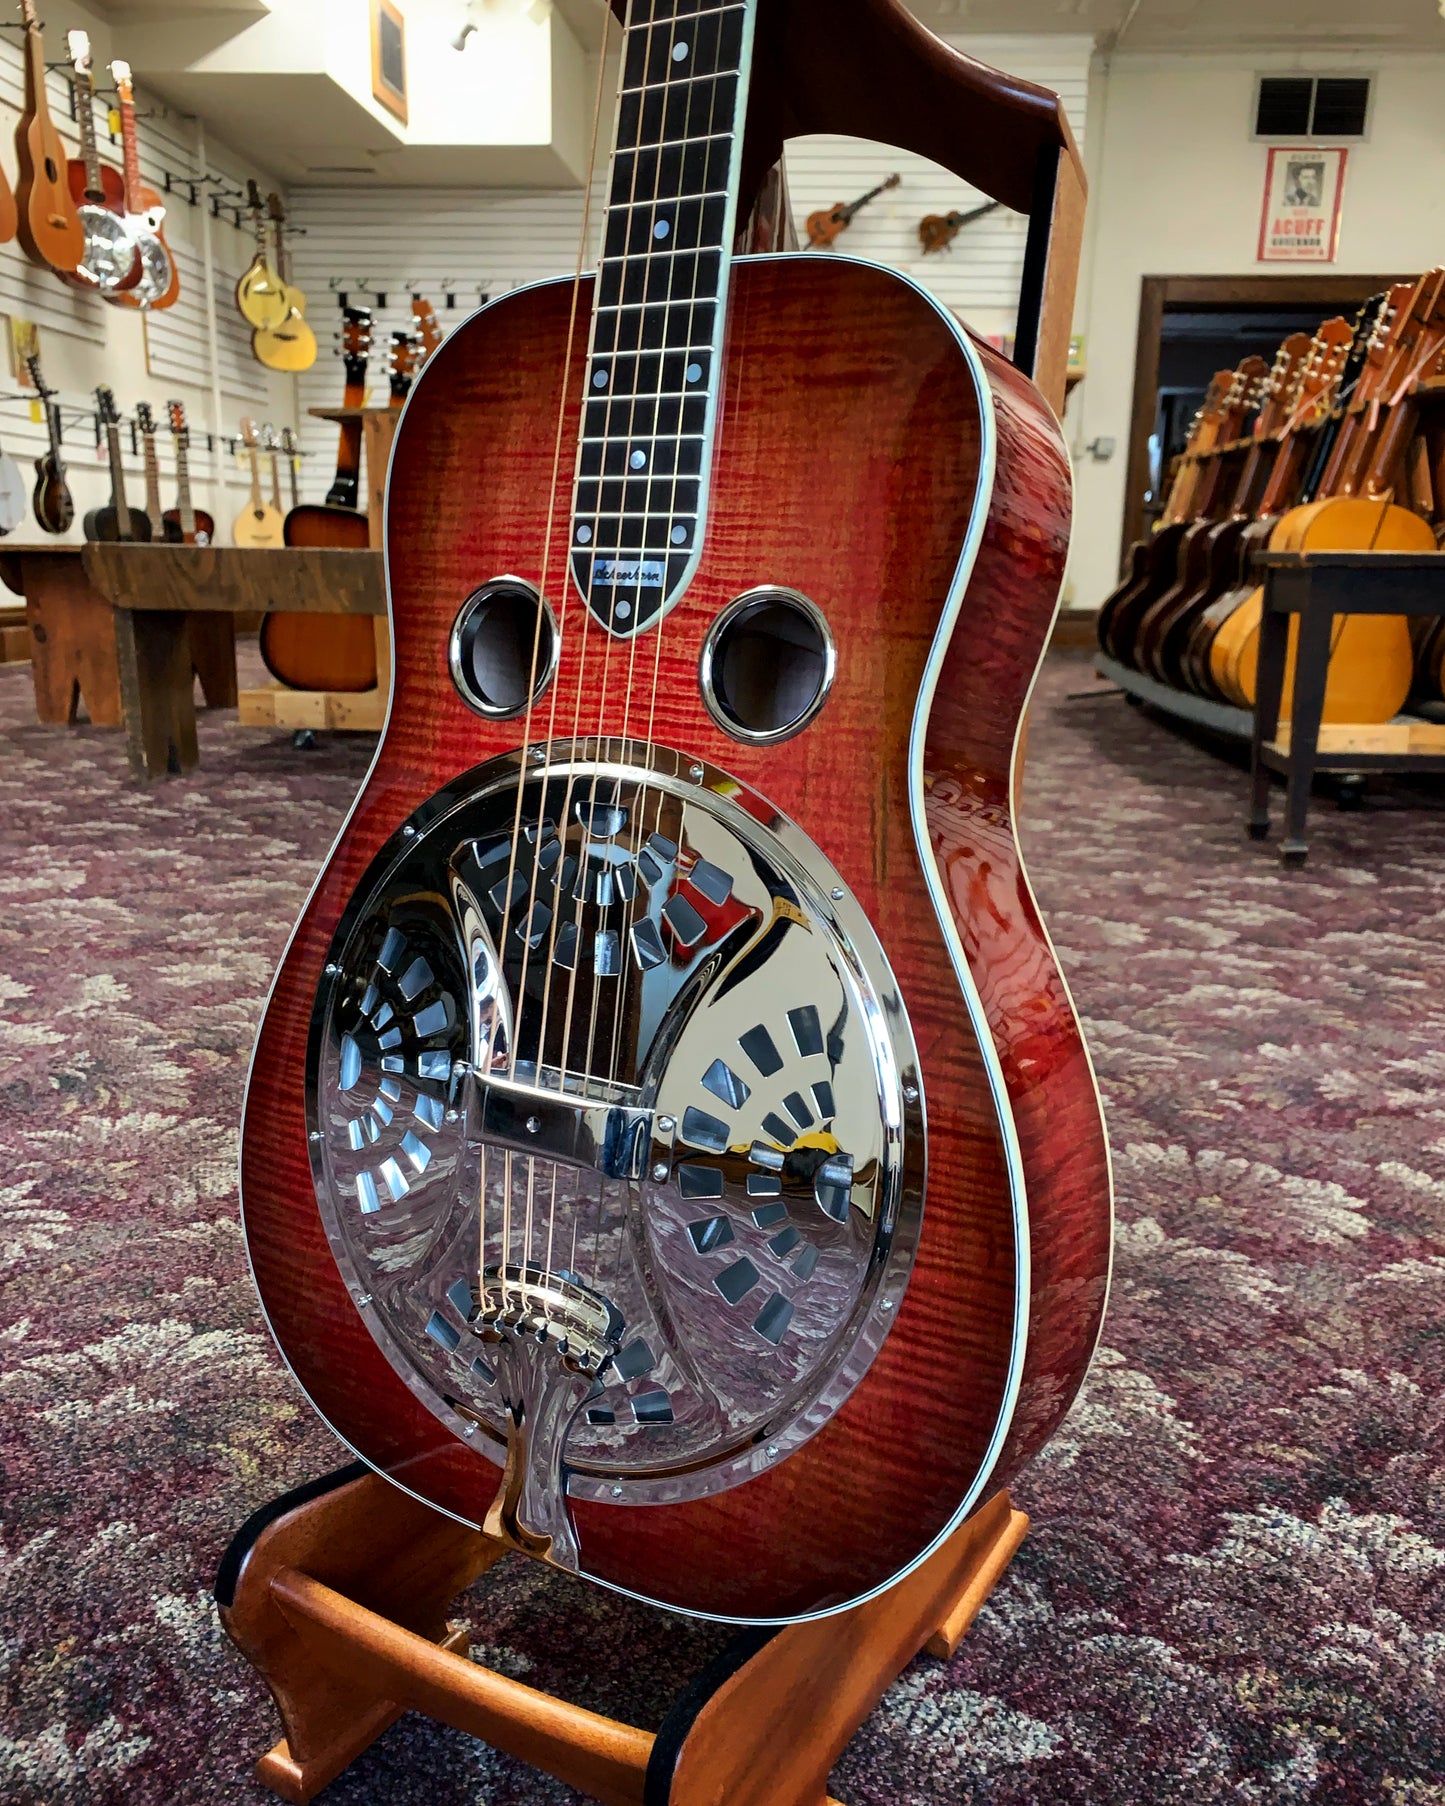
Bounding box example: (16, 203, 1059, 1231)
(1, 544, 384, 783)
(1248, 548, 1445, 863)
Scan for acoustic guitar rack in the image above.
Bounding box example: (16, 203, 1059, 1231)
(221, 0, 1087, 1795)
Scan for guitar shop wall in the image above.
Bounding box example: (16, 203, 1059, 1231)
(284, 33, 1090, 505)
(1069, 46, 1445, 613)
(0, 0, 295, 548)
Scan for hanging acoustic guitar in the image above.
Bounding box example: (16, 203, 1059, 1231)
(14, 0, 85, 277)
(64, 32, 141, 295)
(241, 0, 1111, 1624)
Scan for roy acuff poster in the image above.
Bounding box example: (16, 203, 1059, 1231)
(1257, 146, 1347, 262)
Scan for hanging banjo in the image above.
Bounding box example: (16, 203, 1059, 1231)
(241, 0, 1112, 1624)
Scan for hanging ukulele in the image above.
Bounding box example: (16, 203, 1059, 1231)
(251, 194, 316, 373)
(232, 418, 285, 547)
(64, 32, 140, 295)
(107, 61, 179, 311)
(917, 198, 1001, 254)
(805, 171, 900, 247)
(163, 401, 214, 545)
(242, 0, 1110, 1625)
(14, 0, 85, 277)
(25, 353, 72, 535)
(84, 388, 152, 542)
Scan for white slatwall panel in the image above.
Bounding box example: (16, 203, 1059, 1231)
(286, 34, 1090, 503)
(144, 239, 272, 405)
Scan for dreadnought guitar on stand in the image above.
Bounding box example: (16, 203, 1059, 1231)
(241, 0, 1111, 1625)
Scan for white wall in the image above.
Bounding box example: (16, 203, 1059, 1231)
(1067, 47, 1445, 611)
(286, 33, 1091, 501)
(0, 0, 296, 546)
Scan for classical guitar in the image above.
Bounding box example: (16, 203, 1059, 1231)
(262, 309, 378, 691)
(1130, 353, 1272, 681)
(918, 198, 1001, 254)
(162, 400, 214, 545)
(252, 194, 317, 373)
(25, 353, 72, 534)
(241, 0, 1110, 1625)
(1218, 270, 1445, 724)
(108, 61, 179, 311)
(64, 32, 140, 295)
(1096, 368, 1236, 664)
(1179, 316, 1357, 699)
(232, 418, 286, 547)
(84, 387, 152, 542)
(14, 0, 85, 276)
(236, 180, 291, 332)
(805, 171, 900, 247)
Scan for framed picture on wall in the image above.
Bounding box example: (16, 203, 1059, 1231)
(371, 0, 408, 125)
(1257, 146, 1347, 263)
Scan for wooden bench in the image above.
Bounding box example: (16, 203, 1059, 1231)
(0, 544, 384, 782)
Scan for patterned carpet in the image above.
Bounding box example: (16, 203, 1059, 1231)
(3, 650, 1444, 1805)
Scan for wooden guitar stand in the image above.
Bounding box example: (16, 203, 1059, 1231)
(218, 1464, 1026, 1805)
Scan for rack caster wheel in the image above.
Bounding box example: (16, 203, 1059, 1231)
(291, 729, 318, 752)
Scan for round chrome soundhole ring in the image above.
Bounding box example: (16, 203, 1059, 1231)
(449, 576, 560, 721)
(699, 586, 837, 746)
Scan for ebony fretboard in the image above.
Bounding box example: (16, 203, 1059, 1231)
(570, 0, 756, 639)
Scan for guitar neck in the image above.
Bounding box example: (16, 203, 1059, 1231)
(175, 441, 196, 535)
(843, 182, 889, 223)
(142, 438, 162, 522)
(21, 8, 47, 118)
(74, 72, 104, 201)
(118, 93, 144, 213)
(106, 426, 133, 535)
(44, 401, 65, 471)
(247, 447, 263, 508)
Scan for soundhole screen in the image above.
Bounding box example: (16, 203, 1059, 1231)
(702, 590, 834, 743)
(450, 581, 557, 719)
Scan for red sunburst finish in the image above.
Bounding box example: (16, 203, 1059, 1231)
(241, 255, 1112, 1621)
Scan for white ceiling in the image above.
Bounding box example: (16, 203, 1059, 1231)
(549, 0, 1445, 53)
(907, 0, 1445, 50)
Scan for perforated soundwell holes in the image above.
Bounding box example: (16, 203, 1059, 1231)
(449, 578, 558, 720)
(699, 587, 836, 744)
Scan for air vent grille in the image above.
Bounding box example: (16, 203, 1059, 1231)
(1255, 75, 1370, 140)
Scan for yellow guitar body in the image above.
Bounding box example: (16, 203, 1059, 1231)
(232, 501, 285, 548)
(236, 256, 291, 331)
(1213, 497, 1432, 722)
(253, 281, 317, 374)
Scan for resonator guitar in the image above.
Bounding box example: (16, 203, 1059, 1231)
(241, 0, 1112, 1624)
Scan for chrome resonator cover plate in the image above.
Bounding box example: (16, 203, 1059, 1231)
(306, 740, 924, 1563)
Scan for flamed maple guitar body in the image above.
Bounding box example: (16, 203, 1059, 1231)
(242, 256, 1111, 1622)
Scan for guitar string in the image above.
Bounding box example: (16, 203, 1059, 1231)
(602, 12, 732, 1099)
(522, 0, 654, 1293)
(588, 5, 739, 1283)
(486, 5, 615, 1314)
(576, 0, 714, 1282)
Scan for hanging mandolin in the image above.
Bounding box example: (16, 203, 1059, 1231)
(241, 0, 1111, 1624)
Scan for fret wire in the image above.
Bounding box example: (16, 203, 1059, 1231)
(629, 0, 746, 23)
(619, 68, 737, 96)
(606, 190, 730, 211)
(624, 130, 733, 153)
